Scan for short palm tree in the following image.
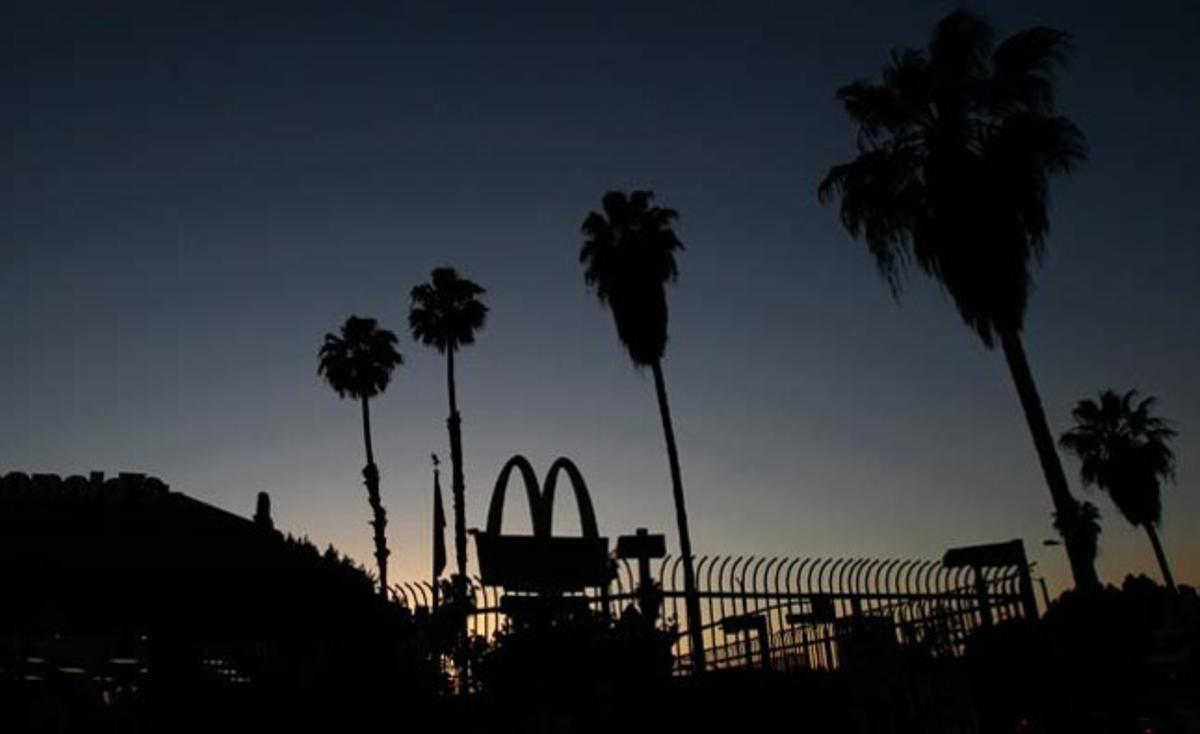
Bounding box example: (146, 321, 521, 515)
(818, 10, 1100, 589)
(318, 315, 403, 597)
(409, 267, 488, 593)
(1060, 390, 1179, 593)
(580, 189, 706, 673)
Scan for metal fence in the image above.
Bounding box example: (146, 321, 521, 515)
(391, 551, 1036, 675)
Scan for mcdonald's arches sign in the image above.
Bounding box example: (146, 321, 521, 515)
(473, 455, 612, 592)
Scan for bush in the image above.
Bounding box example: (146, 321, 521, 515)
(473, 605, 676, 721)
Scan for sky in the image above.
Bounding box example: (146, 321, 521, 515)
(3, 0, 1198, 600)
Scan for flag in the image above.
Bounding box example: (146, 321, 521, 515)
(432, 456, 447, 578)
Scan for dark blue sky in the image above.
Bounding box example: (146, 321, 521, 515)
(3, 0, 1198, 594)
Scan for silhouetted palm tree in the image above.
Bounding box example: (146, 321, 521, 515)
(1060, 390, 1178, 592)
(409, 267, 488, 593)
(318, 315, 403, 597)
(818, 10, 1099, 589)
(580, 190, 706, 673)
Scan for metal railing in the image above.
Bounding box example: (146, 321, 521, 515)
(392, 552, 1034, 675)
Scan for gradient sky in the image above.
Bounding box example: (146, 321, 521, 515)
(4, 0, 1198, 599)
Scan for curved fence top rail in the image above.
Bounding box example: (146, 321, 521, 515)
(393, 550, 1028, 607)
(650, 554, 1024, 598)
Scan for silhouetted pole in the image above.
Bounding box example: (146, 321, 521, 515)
(432, 455, 447, 609)
(1038, 576, 1051, 611)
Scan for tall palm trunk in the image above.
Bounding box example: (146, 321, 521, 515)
(445, 347, 468, 586)
(1144, 524, 1177, 594)
(361, 396, 390, 597)
(1000, 330, 1100, 591)
(651, 360, 706, 673)
(444, 347, 472, 692)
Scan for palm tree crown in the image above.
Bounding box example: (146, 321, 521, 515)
(580, 190, 683, 366)
(1060, 390, 1176, 528)
(409, 267, 488, 355)
(818, 9, 1085, 346)
(818, 10, 1098, 590)
(318, 316, 403, 400)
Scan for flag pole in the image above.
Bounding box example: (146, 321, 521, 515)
(431, 453, 444, 610)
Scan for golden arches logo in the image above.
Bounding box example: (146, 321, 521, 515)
(474, 455, 609, 591)
(484, 455, 599, 539)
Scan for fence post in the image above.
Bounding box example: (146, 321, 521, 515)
(1014, 541, 1040, 621)
(973, 568, 994, 628)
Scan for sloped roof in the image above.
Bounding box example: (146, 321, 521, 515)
(0, 471, 391, 637)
